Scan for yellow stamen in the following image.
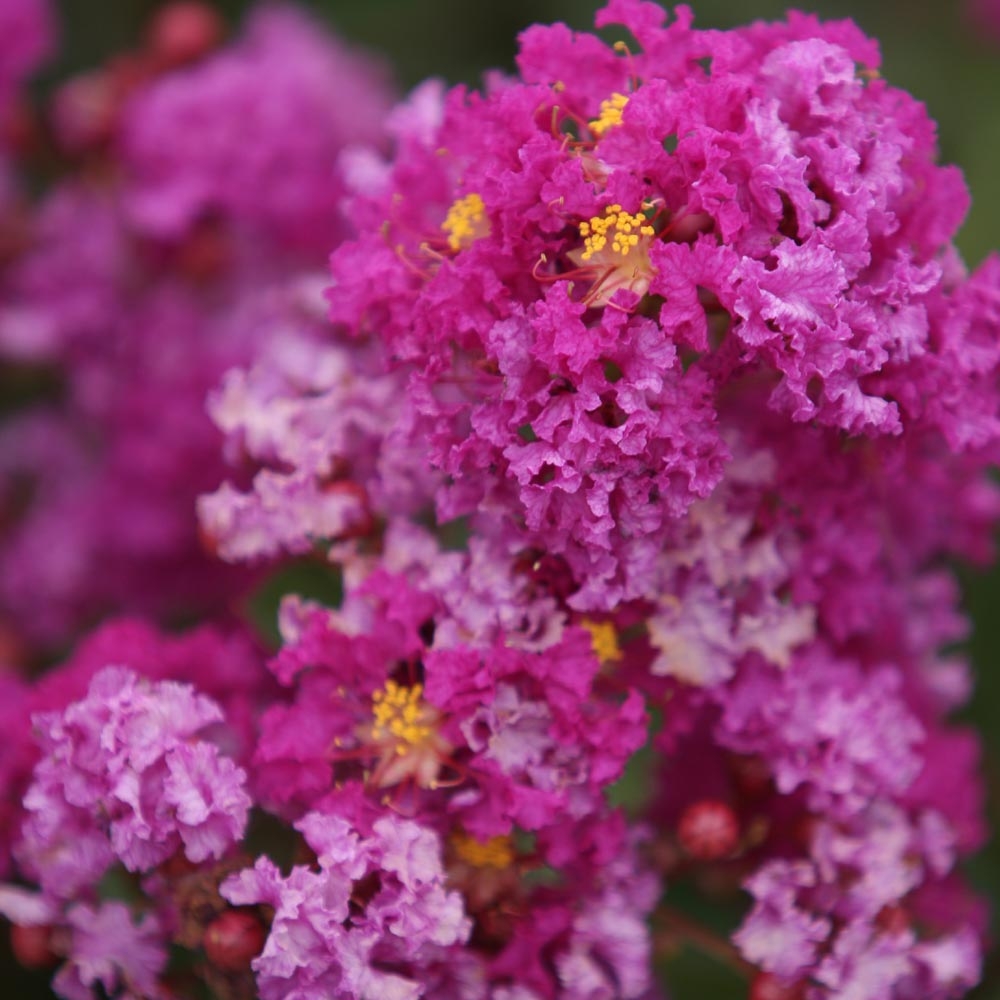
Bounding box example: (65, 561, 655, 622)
(371, 680, 434, 752)
(452, 832, 515, 869)
(582, 619, 624, 664)
(578, 204, 655, 262)
(589, 93, 629, 137)
(366, 680, 453, 789)
(442, 193, 489, 251)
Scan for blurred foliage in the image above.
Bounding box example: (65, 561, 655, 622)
(25, 1, 1000, 997)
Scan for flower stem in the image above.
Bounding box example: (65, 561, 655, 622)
(652, 903, 754, 977)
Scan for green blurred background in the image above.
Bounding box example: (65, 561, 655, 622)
(18, 1, 1000, 997)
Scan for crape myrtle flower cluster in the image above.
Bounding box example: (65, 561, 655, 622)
(1, 1, 999, 999)
(0, 0, 393, 652)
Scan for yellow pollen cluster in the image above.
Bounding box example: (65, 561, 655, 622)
(582, 619, 624, 664)
(578, 205, 655, 261)
(371, 681, 433, 754)
(589, 92, 629, 136)
(442, 192, 488, 251)
(452, 832, 515, 869)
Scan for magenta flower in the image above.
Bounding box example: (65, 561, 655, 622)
(17, 667, 251, 897)
(52, 902, 167, 1000)
(0, 0, 53, 110)
(317, 0, 999, 613)
(122, 3, 392, 252)
(221, 810, 469, 1000)
(3, 3, 998, 999)
(0, 2, 395, 652)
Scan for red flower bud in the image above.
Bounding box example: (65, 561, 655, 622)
(203, 910, 265, 972)
(10, 924, 57, 969)
(749, 972, 806, 1000)
(148, 3, 225, 69)
(677, 799, 739, 860)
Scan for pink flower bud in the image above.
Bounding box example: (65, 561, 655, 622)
(677, 799, 739, 860)
(10, 923, 56, 969)
(148, 2, 224, 69)
(749, 972, 806, 1000)
(203, 910, 265, 972)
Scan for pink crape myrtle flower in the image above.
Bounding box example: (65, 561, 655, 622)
(221, 810, 470, 1000)
(0, 616, 270, 879)
(0, 663, 255, 1000)
(218, 0, 990, 994)
(2, 3, 998, 1000)
(0, 0, 53, 110)
(16, 667, 252, 899)
(0, 2, 394, 653)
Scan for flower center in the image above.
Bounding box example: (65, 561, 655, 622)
(442, 192, 489, 251)
(589, 92, 629, 136)
(578, 204, 654, 261)
(582, 619, 624, 664)
(368, 680, 453, 788)
(566, 203, 657, 307)
(451, 832, 515, 869)
(371, 680, 436, 751)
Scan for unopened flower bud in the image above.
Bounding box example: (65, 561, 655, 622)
(749, 972, 806, 1000)
(677, 799, 739, 860)
(148, 2, 224, 68)
(10, 923, 57, 969)
(203, 909, 265, 972)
